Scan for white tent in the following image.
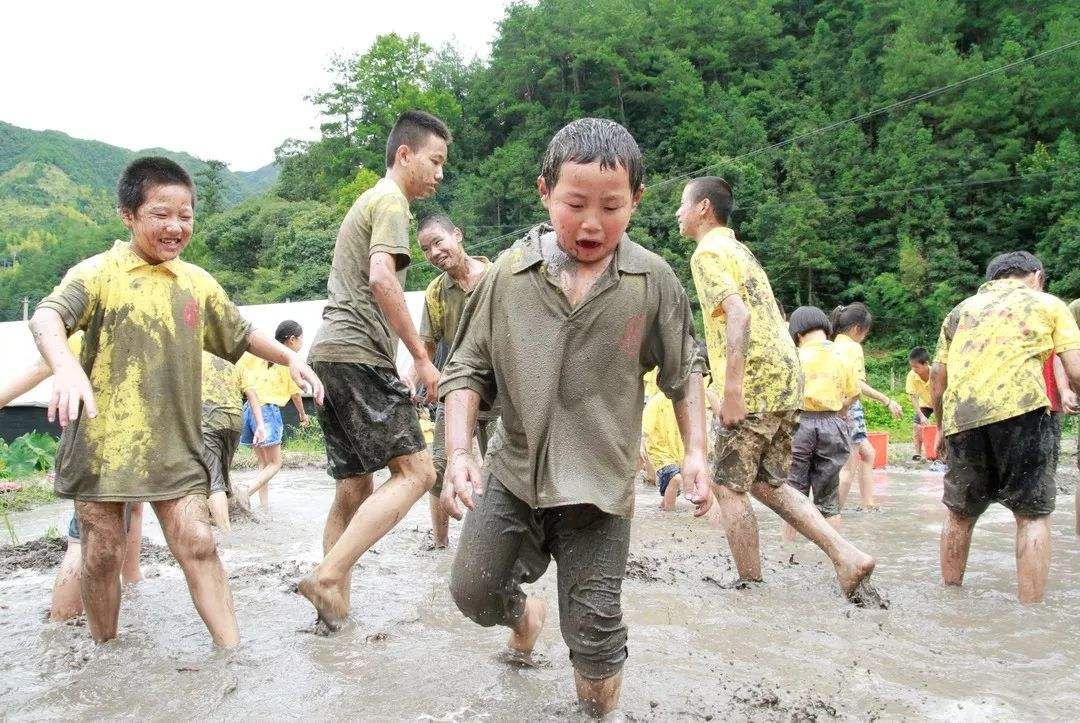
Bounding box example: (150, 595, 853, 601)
(0, 293, 426, 407)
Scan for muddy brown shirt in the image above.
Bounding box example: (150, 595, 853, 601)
(308, 177, 413, 369)
(440, 225, 703, 518)
(39, 241, 252, 502)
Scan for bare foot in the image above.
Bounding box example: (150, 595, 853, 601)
(834, 551, 876, 600)
(296, 572, 348, 632)
(507, 597, 547, 661)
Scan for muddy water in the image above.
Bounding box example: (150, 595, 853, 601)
(1, 467, 1078, 720)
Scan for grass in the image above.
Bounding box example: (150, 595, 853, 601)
(0, 481, 56, 514)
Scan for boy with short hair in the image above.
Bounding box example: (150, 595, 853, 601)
(906, 346, 934, 461)
(933, 251, 1080, 602)
(678, 175, 877, 600)
(441, 118, 712, 717)
(30, 156, 323, 646)
(299, 111, 450, 629)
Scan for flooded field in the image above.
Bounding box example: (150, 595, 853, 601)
(1, 465, 1078, 721)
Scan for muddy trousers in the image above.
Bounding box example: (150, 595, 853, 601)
(449, 475, 630, 679)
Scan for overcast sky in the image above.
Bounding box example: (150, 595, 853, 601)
(0, 1, 508, 171)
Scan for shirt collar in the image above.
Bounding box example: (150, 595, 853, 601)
(113, 240, 182, 276)
(509, 224, 647, 274)
(978, 278, 1030, 294)
(444, 256, 492, 290)
(701, 225, 737, 246)
(377, 176, 414, 220)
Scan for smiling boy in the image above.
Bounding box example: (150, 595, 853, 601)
(30, 157, 323, 646)
(440, 118, 711, 717)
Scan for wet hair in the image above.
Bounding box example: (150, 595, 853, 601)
(417, 213, 458, 237)
(829, 302, 872, 337)
(984, 251, 1043, 282)
(117, 156, 195, 214)
(908, 346, 930, 364)
(788, 306, 831, 344)
(686, 176, 734, 225)
(385, 110, 452, 168)
(541, 117, 644, 193)
(274, 320, 303, 343)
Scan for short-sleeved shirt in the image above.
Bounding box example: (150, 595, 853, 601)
(934, 278, 1080, 436)
(833, 333, 867, 383)
(308, 177, 413, 369)
(799, 339, 859, 412)
(690, 226, 802, 413)
(38, 240, 252, 501)
(236, 352, 301, 407)
(906, 369, 933, 409)
(202, 352, 250, 432)
(642, 393, 683, 470)
(440, 225, 704, 518)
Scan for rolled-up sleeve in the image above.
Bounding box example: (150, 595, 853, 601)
(38, 261, 99, 333)
(439, 270, 497, 408)
(645, 266, 705, 402)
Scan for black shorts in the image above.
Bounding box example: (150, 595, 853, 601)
(202, 427, 241, 495)
(943, 407, 1057, 518)
(312, 361, 426, 479)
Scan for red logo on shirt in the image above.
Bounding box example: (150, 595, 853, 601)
(183, 298, 200, 329)
(618, 313, 646, 358)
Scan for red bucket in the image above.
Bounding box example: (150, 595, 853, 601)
(867, 432, 889, 469)
(921, 424, 940, 460)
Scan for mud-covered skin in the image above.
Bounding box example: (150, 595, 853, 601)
(712, 411, 798, 493)
(787, 412, 851, 517)
(39, 241, 251, 502)
(690, 226, 802, 413)
(934, 278, 1080, 436)
(312, 361, 426, 479)
(201, 353, 245, 434)
(429, 404, 494, 496)
(799, 339, 859, 412)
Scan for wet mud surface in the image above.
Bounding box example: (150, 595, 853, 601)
(1, 466, 1078, 720)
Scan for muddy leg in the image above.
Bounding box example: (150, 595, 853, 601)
(939, 509, 976, 587)
(508, 597, 548, 656)
(50, 542, 84, 622)
(429, 493, 449, 548)
(121, 502, 144, 583)
(713, 485, 762, 581)
(751, 481, 875, 598)
(299, 452, 434, 630)
(574, 672, 623, 718)
(77, 501, 127, 641)
(153, 495, 239, 647)
(249, 444, 282, 512)
(1015, 513, 1051, 604)
(838, 454, 857, 509)
(208, 491, 231, 532)
(321, 474, 373, 608)
(660, 472, 681, 512)
(857, 441, 877, 508)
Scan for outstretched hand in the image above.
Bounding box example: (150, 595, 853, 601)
(441, 448, 484, 520)
(48, 365, 97, 428)
(680, 452, 714, 518)
(886, 399, 903, 419)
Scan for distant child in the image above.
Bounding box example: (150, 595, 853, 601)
(781, 306, 859, 543)
(236, 320, 309, 512)
(830, 303, 903, 509)
(906, 347, 934, 461)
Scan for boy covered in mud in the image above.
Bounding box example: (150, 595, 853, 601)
(29, 156, 323, 646)
(298, 111, 449, 630)
(412, 213, 497, 548)
(932, 252, 1080, 602)
(440, 118, 712, 717)
(678, 176, 878, 601)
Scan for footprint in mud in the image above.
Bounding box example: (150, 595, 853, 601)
(848, 580, 890, 609)
(498, 647, 550, 669)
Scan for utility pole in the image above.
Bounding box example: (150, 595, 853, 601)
(21, 296, 29, 321)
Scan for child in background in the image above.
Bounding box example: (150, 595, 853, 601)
(781, 307, 859, 543)
(236, 320, 309, 512)
(831, 303, 902, 510)
(906, 347, 934, 462)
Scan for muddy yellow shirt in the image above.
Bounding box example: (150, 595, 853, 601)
(308, 177, 413, 369)
(420, 257, 492, 353)
(236, 352, 301, 408)
(202, 352, 249, 433)
(833, 333, 867, 383)
(798, 339, 858, 412)
(642, 393, 683, 470)
(39, 241, 251, 501)
(905, 369, 932, 409)
(1071, 298, 1080, 330)
(642, 368, 660, 398)
(690, 226, 801, 413)
(934, 278, 1080, 435)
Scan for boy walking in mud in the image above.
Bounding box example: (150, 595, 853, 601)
(932, 252, 1080, 602)
(440, 118, 713, 717)
(678, 176, 877, 600)
(30, 156, 323, 646)
(299, 111, 450, 629)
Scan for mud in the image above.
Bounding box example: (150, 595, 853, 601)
(0, 466, 1078, 720)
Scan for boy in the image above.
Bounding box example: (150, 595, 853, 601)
(440, 118, 712, 717)
(30, 157, 323, 646)
(642, 391, 686, 511)
(299, 111, 449, 629)
(679, 176, 877, 599)
(412, 214, 497, 548)
(906, 346, 934, 461)
(932, 252, 1080, 603)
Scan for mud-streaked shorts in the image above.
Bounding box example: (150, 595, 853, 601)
(712, 411, 798, 493)
(430, 404, 497, 496)
(312, 361, 426, 479)
(943, 407, 1057, 518)
(787, 412, 851, 517)
(203, 427, 241, 495)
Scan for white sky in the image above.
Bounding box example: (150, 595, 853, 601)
(0, 0, 508, 171)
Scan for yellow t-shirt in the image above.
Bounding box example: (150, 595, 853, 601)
(905, 369, 932, 409)
(798, 339, 859, 412)
(236, 352, 301, 408)
(642, 368, 660, 399)
(690, 226, 802, 413)
(832, 333, 867, 383)
(934, 278, 1080, 435)
(641, 393, 683, 470)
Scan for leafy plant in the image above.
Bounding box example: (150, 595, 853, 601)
(0, 432, 59, 479)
